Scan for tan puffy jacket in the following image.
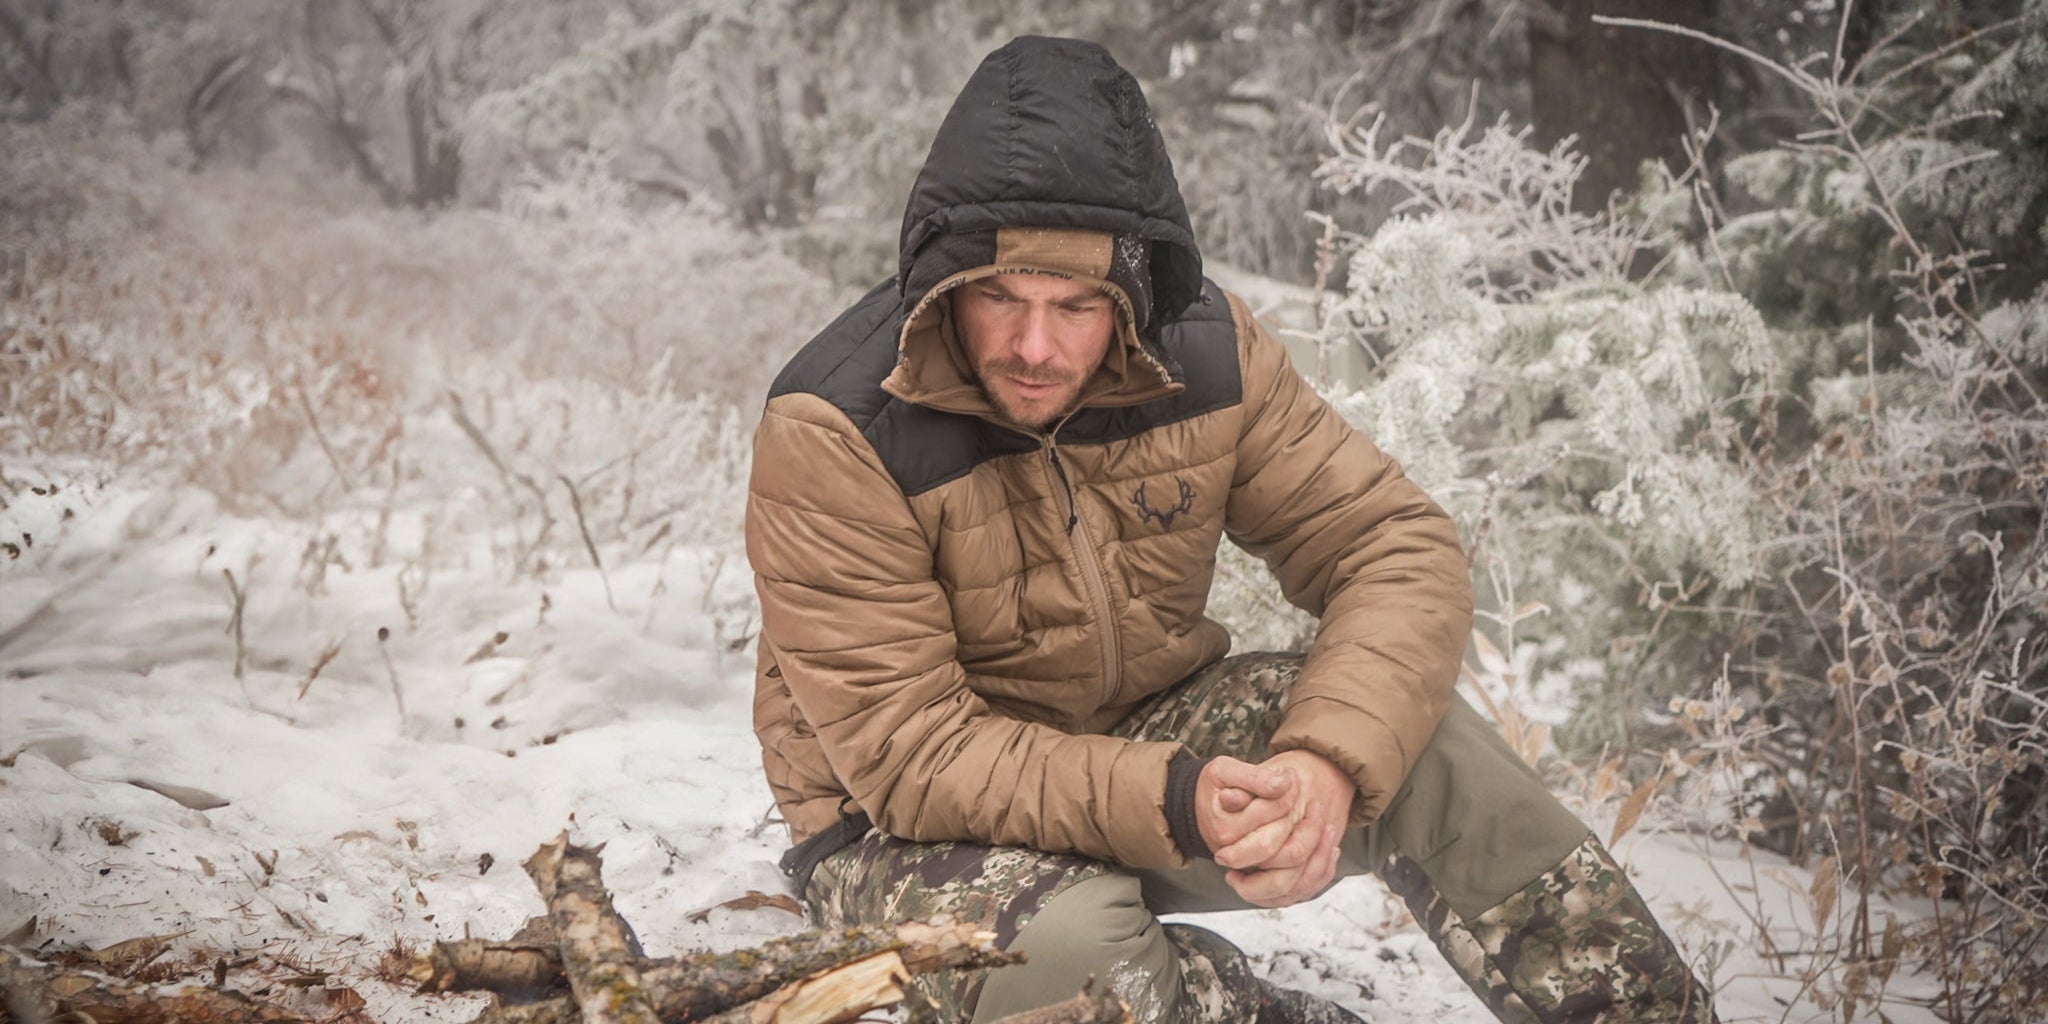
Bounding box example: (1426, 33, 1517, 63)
(748, 272, 1473, 871)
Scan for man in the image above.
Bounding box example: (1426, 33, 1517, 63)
(747, 35, 1715, 1023)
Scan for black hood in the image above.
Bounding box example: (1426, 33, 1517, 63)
(896, 36, 1202, 333)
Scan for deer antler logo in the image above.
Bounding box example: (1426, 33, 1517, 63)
(1131, 476, 1195, 530)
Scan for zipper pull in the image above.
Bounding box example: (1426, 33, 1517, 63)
(1046, 443, 1079, 534)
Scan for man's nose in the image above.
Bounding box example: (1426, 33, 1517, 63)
(1014, 306, 1057, 364)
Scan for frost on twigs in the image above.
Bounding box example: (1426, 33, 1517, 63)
(1320, 214, 1772, 588)
(1298, 9, 2048, 1019)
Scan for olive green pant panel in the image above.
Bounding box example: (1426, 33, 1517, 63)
(970, 872, 1181, 1023)
(1138, 693, 1590, 921)
(1362, 693, 1592, 920)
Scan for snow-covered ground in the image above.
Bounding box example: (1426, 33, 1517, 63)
(0, 466, 1944, 1022)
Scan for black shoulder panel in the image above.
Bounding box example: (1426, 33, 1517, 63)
(1059, 278, 1240, 447)
(867, 400, 1041, 497)
(769, 278, 1244, 498)
(766, 280, 900, 420)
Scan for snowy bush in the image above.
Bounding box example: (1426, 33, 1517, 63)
(1295, 9, 2048, 1018)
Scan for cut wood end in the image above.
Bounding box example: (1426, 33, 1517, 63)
(757, 950, 910, 1024)
(405, 952, 438, 989)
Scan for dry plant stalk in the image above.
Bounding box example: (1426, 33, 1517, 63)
(221, 567, 248, 680)
(558, 473, 616, 610)
(375, 626, 408, 733)
(296, 637, 344, 700)
(522, 831, 660, 1024)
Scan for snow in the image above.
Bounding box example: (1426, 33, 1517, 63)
(1, 462, 1943, 1022)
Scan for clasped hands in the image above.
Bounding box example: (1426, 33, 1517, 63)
(1194, 750, 1355, 909)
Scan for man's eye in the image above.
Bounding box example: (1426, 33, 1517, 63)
(979, 289, 1012, 303)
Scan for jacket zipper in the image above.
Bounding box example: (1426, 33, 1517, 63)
(1040, 434, 1124, 704)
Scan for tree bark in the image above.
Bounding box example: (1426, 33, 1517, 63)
(409, 940, 562, 998)
(1530, 0, 1720, 209)
(523, 831, 662, 1024)
(0, 950, 317, 1024)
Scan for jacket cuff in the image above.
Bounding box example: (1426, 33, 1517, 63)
(1165, 749, 1213, 860)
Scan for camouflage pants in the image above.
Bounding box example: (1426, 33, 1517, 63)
(804, 653, 1716, 1023)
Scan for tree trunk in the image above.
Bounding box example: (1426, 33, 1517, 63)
(1530, 0, 1720, 209)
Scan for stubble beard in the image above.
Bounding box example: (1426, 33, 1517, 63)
(975, 356, 1085, 431)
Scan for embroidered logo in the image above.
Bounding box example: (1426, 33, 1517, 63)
(1131, 476, 1195, 530)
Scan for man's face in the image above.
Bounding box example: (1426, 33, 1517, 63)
(952, 272, 1117, 430)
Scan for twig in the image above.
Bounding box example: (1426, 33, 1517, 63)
(294, 382, 355, 493)
(447, 391, 516, 498)
(376, 626, 408, 735)
(222, 568, 248, 681)
(296, 637, 343, 700)
(449, 391, 557, 565)
(370, 444, 402, 569)
(559, 474, 616, 611)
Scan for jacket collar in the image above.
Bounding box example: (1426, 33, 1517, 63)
(882, 263, 1183, 427)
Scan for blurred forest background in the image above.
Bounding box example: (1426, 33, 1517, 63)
(3, 0, 2044, 1020)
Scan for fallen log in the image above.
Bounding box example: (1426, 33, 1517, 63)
(524, 831, 661, 1024)
(454, 916, 1021, 1024)
(0, 948, 316, 1024)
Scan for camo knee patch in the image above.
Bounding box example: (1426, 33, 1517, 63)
(806, 832, 1112, 1020)
(1382, 838, 1716, 1024)
(1157, 923, 1264, 1022)
(1115, 652, 1304, 758)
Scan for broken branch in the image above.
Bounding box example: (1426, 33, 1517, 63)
(522, 831, 661, 1024)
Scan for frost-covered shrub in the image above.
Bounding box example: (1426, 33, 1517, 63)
(1298, 9, 2048, 1018)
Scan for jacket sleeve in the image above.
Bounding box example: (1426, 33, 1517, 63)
(1222, 295, 1475, 824)
(747, 392, 1190, 869)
